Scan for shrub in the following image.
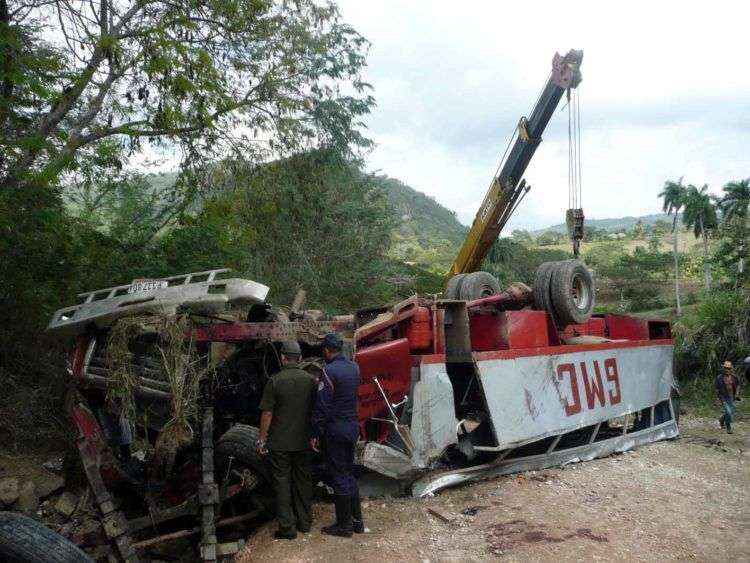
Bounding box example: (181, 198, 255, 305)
(673, 290, 749, 408)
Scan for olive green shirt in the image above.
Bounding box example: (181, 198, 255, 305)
(259, 364, 318, 452)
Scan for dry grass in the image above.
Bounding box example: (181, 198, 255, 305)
(105, 314, 212, 476)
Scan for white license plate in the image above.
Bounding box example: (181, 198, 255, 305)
(127, 279, 168, 294)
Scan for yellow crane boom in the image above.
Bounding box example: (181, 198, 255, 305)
(447, 50, 583, 280)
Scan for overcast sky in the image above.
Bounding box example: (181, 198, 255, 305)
(336, 0, 750, 230)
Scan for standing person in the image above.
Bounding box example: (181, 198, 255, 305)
(311, 333, 365, 538)
(257, 340, 318, 540)
(715, 360, 741, 434)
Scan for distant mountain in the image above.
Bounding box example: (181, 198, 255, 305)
(532, 212, 674, 236)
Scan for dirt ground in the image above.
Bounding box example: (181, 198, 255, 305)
(238, 415, 749, 562)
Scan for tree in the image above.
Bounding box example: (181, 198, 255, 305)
(229, 149, 396, 310)
(658, 179, 686, 314)
(682, 184, 717, 291)
(719, 179, 750, 222)
(536, 231, 563, 246)
(718, 179, 750, 280)
(631, 219, 645, 239)
(0, 0, 374, 337)
(1, 0, 373, 193)
(485, 238, 568, 286)
(511, 229, 532, 244)
(597, 245, 674, 312)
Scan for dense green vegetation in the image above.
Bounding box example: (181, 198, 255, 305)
(674, 290, 750, 412)
(382, 176, 467, 274)
(1, 1, 747, 447)
(0, 0, 378, 448)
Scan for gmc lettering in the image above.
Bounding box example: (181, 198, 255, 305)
(556, 358, 622, 416)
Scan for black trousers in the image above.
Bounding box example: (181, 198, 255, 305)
(323, 423, 358, 496)
(268, 449, 313, 533)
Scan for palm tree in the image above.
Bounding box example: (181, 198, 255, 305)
(682, 184, 718, 291)
(658, 179, 686, 315)
(719, 179, 750, 279)
(720, 179, 750, 221)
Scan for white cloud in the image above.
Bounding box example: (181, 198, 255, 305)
(339, 0, 750, 229)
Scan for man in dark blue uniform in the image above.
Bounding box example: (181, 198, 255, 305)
(311, 333, 365, 537)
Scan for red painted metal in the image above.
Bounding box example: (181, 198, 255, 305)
(191, 319, 355, 343)
(354, 296, 420, 344)
(561, 317, 606, 339)
(470, 311, 553, 351)
(431, 307, 445, 355)
(473, 339, 672, 362)
(605, 314, 650, 340)
(469, 313, 505, 351)
(354, 338, 412, 439)
(405, 307, 432, 351)
(68, 400, 128, 487)
(420, 353, 446, 365)
(70, 335, 90, 380)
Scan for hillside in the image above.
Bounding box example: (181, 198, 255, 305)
(373, 175, 467, 273)
(142, 170, 468, 276)
(533, 212, 673, 235)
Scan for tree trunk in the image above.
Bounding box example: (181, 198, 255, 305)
(672, 217, 682, 315)
(700, 215, 712, 291)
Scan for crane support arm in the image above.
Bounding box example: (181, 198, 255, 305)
(447, 49, 583, 278)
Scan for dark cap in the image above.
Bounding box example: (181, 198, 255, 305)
(280, 340, 301, 356)
(321, 333, 343, 351)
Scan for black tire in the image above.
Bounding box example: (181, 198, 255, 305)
(550, 260, 595, 326)
(0, 512, 93, 563)
(457, 272, 501, 301)
(215, 424, 272, 483)
(444, 274, 467, 300)
(532, 262, 556, 314)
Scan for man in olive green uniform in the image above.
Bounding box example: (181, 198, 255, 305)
(257, 341, 318, 539)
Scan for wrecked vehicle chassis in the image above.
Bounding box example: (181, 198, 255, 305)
(55, 270, 356, 561)
(50, 268, 679, 561)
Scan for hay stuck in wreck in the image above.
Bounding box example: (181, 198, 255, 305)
(105, 314, 212, 475)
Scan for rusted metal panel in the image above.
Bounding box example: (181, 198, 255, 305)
(191, 319, 354, 344)
(475, 343, 674, 449)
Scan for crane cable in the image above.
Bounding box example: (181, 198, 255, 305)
(566, 87, 584, 256)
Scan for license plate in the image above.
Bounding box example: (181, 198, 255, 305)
(127, 279, 168, 294)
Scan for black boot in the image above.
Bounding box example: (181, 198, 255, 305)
(351, 491, 364, 534)
(321, 495, 353, 537)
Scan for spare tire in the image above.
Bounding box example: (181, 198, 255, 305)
(0, 512, 93, 563)
(215, 424, 272, 484)
(550, 260, 595, 325)
(444, 274, 467, 300)
(457, 271, 501, 301)
(532, 262, 556, 314)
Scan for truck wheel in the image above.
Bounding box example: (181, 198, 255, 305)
(216, 424, 272, 484)
(0, 512, 93, 563)
(550, 260, 594, 326)
(457, 272, 501, 301)
(532, 262, 555, 311)
(444, 274, 467, 300)
(532, 262, 556, 315)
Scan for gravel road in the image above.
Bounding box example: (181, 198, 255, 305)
(238, 415, 749, 562)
